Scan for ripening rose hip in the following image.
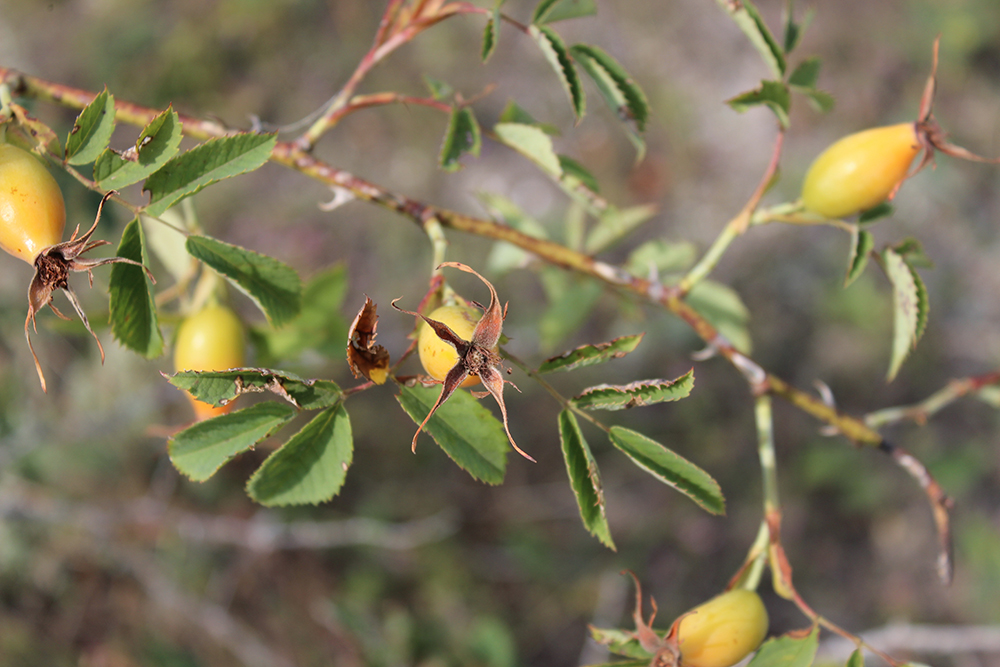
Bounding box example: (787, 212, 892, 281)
(174, 304, 246, 420)
(0, 143, 66, 262)
(801, 123, 921, 219)
(801, 38, 1000, 219)
(418, 304, 488, 388)
(676, 589, 769, 667)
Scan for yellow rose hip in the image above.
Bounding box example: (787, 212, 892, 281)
(394, 262, 533, 461)
(617, 574, 768, 667)
(677, 589, 769, 667)
(418, 304, 487, 389)
(801, 123, 920, 219)
(0, 142, 66, 263)
(801, 38, 1000, 220)
(174, 304, 246, 421)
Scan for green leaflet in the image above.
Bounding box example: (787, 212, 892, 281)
(94, 107, 181, 188)
(108, 218, 162, 358)
(747, 627, 819, 667)
(168, 402, 297, 482)
(144, 132, 276, 217)
(538, 334, 643, 374)
(65, 87, 116, 166)
(609, 426, 725, 515)
(396, 384, 509, 485)
(247, 404, 354, 506)
(186, 235, 302, 327)
(558, 410, 614, 549)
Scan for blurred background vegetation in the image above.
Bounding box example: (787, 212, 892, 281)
(1, 0, 1000, 665)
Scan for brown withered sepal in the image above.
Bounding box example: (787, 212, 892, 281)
(392, 261, 534, 462)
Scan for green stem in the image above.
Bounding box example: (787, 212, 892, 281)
(735, 521, 769, 591)
(678, 213, 746, 293)
(755, 394, 780, 513)
(865, 370, 1000, 427)
(678, 128, 785, 294)
(424, 216, 449, 275)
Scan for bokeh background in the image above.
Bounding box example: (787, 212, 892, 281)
(1, 0, 1000, 665)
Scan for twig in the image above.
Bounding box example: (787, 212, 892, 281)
(866, 370, 1000, 427)
(0, 68, 956, 580)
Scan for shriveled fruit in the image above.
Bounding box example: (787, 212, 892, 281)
(174, 304, 246, 421)
(801, 123, 920, 219)
(418, 304, 487, 388)
(677, 589, 769, 667)
(0, 142, 66, 263)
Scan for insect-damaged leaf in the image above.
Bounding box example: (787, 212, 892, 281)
(569, 44, 650, 131)
(396, 384, 508, 485)
(439, 106, 481, 172)
(65, 87, 116, 166)
(528, 24, 585, 121)
(559, 410, 615, 549)
(168, 402, 297, 482)
(727, 80, 791, 129)
(882, 248, 929, 381)
(108, 218, 163, 358)
(94, 107, 181, 188)
(539, 333, 643, 374)
(573, 370, 694, 411)
(346, 296, 391, 384)
(844, 227, 874, 287)
(481, 0, 502, 61)
(166, 368, 342, 411)
(609, 426, 725, 515)
(247, 404, 353, 507)
(186, 235, 302, 327)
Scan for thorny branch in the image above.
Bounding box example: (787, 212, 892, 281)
(0, 66, 954, 581)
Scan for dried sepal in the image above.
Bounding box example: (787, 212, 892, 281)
(346, 296, 391, 384)
(905, 37, 1000, 192)
(25, 190, 155, 392)
(619, 570, 690, 667)
(392, 262, 534, 462)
